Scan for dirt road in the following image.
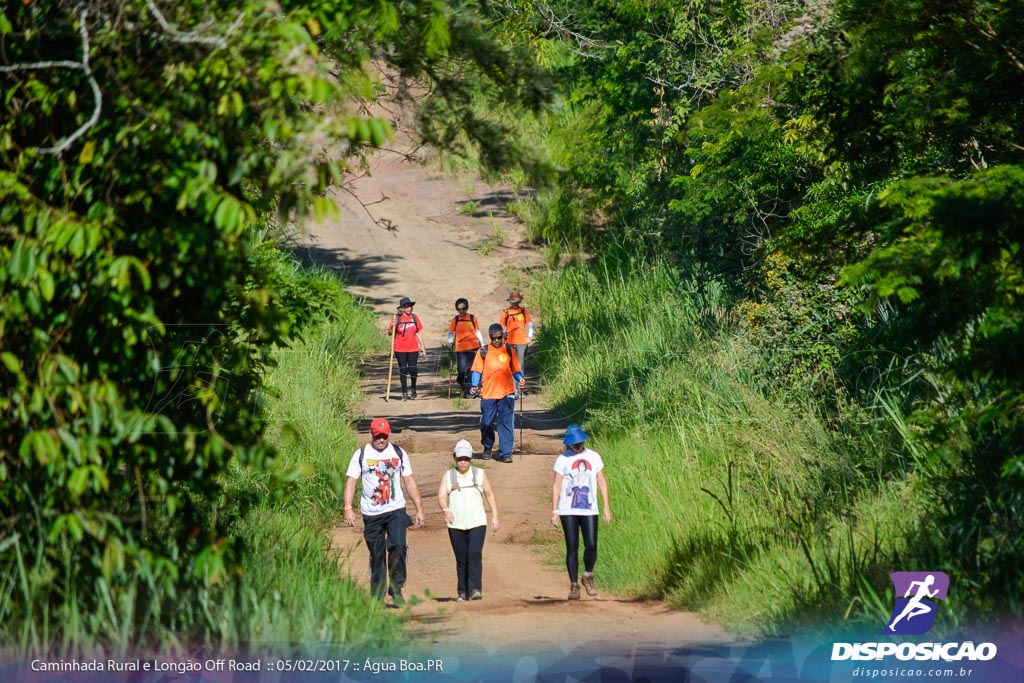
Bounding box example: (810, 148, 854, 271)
(301, 151, 734, 665)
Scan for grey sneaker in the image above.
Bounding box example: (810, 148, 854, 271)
(568, 583, 580, 600)
(470, 590, 482, 601)
(391, 590, 405, 606)
(581, 573, 597, 596)
(457, 593, 467, 602)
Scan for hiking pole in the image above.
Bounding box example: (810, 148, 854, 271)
(447, 347, 455, 399)
(384, 311, 397, 401)
(518, 387, 524, 452)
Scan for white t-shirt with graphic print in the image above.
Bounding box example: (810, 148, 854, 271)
(345, 443, 413, 516)
(553, 448, 603, 516)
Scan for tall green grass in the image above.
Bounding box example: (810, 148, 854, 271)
(534, 255, 928, 636)
(221, 273, 403, 652)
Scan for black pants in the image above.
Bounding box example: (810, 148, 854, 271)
(363, 509, 412, 600)
(447, 525, 486, 596)
(395, 351, 419, 393)
(560, 514, 598, 583)
(455, 350, 476, 396)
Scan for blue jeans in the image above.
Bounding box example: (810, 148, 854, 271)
(479, 394, 516, 457)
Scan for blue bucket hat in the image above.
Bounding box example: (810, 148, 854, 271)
(562, 425, 588, 446)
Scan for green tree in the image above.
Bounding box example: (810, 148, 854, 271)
(0, 0, 553, 651)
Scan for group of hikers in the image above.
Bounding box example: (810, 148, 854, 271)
(343, 419, 612, 604)
(388, 292, 534, 462)
(343, 293, 613, 605)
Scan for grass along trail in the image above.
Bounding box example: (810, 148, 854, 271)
(301, 152, 734, 658)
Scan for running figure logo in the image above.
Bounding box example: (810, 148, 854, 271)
(884, 572, 949, 635)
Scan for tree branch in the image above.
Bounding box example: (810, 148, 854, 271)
(145, 0, 245, 50)
(0, 9, 101, 158)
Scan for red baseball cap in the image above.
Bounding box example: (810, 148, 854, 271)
(370, 418, 391, 436)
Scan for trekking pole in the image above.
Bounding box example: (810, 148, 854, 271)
(447, 347, 455, 399)
(518, 387, 524, 451)
(384, 312, 397, 401)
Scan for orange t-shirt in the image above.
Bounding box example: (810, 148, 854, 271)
(501, 306, 532, 344)
(449, 314, 481, 352)
(471, 344, 522, 399)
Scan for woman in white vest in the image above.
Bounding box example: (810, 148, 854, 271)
(438, 439, 501, 601)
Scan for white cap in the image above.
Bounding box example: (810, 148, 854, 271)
(453, 439, 473, 459)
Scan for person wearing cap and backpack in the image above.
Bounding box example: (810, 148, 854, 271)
(447, 298, 484, 398)
(343, 418, 425, 605)
(550, 425, 612, 601)
(437, 439, 501, 602)
(469, 323, 525, 463)
(388, 297, 426, 400)
(500, 292, 534, 379)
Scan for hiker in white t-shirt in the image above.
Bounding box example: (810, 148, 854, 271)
(550, 425, 612, 601)
(343, 418, 425, 605)
(437, 439, 500, 602)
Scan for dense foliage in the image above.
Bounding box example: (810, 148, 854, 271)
(518, 0, 1023, 625)
(0, 0, 552, 652)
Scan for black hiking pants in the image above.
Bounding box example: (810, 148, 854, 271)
(447, 525, 486, 596)
(363, 509, 412, 600)
(395, 351, 419, 393)
(455, 350, 476, 396)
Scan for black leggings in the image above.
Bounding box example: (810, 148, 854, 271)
(560, 515, 598, 583)
(395, 351, 419, 392)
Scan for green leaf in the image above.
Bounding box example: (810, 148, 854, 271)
(37, 267, 55, 302)
(1, 351, 20, 374)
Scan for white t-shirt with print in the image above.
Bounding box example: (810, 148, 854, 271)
(553, 448, 603, 516)
(345, 443, 413, 516)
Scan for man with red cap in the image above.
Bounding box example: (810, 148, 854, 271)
(343, 418, 425, 605)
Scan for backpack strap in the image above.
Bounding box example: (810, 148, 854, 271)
(448, 466, 482, 493)
(395, 314, 419, 334)
(360, 443, 404, 473)
(452, 314, 478, 333)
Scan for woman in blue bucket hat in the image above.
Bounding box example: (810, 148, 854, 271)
(550, 425, 612, 600)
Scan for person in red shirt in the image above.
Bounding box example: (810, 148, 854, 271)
(388, 297, 426, 400)
(447, 298, 484, 398)
(469, 323, 525, 463)
(500, 292, 534, 381)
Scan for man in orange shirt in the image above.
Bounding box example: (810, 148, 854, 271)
(469, 324, 525, 463)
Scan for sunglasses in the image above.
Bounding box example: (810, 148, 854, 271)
(457, 306, 468, 311)
(490, 335, 504, 341)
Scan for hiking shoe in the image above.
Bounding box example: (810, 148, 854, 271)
(498, 455, 513, 463)
(470, 590, 482, 601)
(456, 594, 467, 603)
(568, 583, 580, 601)
(581, 573, 597, 596)
(478, 448, 492, 460)
(410, 389, 417, 399)
(391, 590, 405, 606)
(401, 392, 409, 401)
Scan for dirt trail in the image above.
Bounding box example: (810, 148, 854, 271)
(301, 151, 734, 659)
